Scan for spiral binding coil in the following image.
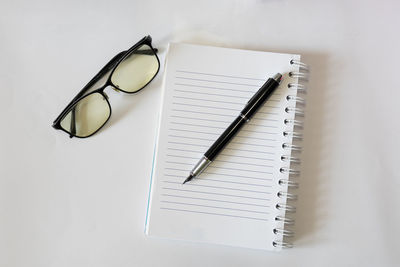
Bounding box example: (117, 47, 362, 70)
(273, 59, 309, 249)
(278, 179, 299, 188)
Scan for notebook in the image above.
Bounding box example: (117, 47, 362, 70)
(145, 43, 308, 251)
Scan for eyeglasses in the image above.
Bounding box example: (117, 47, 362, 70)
(52, 35, 160, 138)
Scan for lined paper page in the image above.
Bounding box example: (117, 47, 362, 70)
(146, 43, 300, 251)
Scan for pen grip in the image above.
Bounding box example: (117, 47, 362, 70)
(204, 116, 247, 160)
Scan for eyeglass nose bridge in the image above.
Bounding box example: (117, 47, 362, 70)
(101, 85, 120, 100)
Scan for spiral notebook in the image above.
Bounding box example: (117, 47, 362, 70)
(145, 43, 308, 251)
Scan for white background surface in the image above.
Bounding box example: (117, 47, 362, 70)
(1, 0, 399, 266)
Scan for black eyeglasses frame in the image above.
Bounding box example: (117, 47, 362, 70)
(52, 35, 160, 138)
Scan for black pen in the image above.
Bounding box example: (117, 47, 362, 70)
(183, 73, 283, 184)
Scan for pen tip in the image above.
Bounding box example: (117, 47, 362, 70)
(182, 174, 193, 184)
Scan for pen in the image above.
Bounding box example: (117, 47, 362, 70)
(183, 73, 283, 184)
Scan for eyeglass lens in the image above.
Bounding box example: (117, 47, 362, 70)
(111, 44, 159, 93)
(59, 44, 159, 137)
(60, 92, 110, 137)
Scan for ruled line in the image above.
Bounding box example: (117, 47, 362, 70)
(199, 177, 271, 187)
(175, 83, 282, 96)
(173, 102, 279, 111)
(163, 181, 272, 194)
(230, 141, 276, 147)
(170, 115, 278, 129)
(164, 174, 271, 187)
(173, 104, 278, 115)
(171, 115, 229, 124)
(174, 89, 250, 100)
(204, 171, 272, 181)
(166, 162, 273, 174)
(166, 155, 274, 165)
(173, 96, 244, 105)
(162, 194, 270, 207)
(168, 134, 215, 142)
(171, 121, 278, 131)
(247, 123, 278, 128)
(170, 121, 226, 130)
(172, 109, 234, 117)
(175, 76, 260, 87)
(212, 159, 274, 167)
(169, 127, 222, 135)
(160, 207, 269, 221)
(174, 88, 281, 102)
(162, 187, 270, 201)
(161, 201, 269, 214)
(252, 117, 279, 122)
(236, 135, 277, 141)
(167, 147, 203, 154)
(168, 141, 208, 147)
(168, 134, 276, 144)
(257, 110, 279, 116)
(166, 154, 198, 160)
(241, 128, 278, 134)
(218, 153, 275, 161)
(173, 102, 240, 111)
(175, 83, 258, 94)
(206, 164, 272, 173)
(169, 127, 278, 136)
(175, 70, 266, 81)
(166, 148, 275, 160)
(171, 109, 279, 122)
(167, 141, 276, 152)
(224, 146, 275, 154)
(165, 161, 273, 172)
(164, 168, 272, 181)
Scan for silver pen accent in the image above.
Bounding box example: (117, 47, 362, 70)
(272, 73, 282, 83)
(182, 156, 211, 184)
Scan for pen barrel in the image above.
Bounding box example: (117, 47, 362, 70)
(241, 78, 280, 119)
(204, 116, 247, 160)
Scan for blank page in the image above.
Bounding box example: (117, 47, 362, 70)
(145, 43, 300, 251)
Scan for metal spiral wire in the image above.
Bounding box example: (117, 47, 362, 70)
(284, 119, 303, 128)
(283, 131, 303, 139)
(282, 143, 302, 152)
(281, 155, 301, 164)
(285, 107, 304, 116)
(273, 59, 309, 249)
(277, 191, 298, 201)
(288, 83, 307, 92)
(273, 228, 295, 237)
(278, 179, 299, 188)
(290, 59, 309, 71)
(280, 167, 301, 176)
(286, 95, 306, 105)
(272, 241, 294, 248)
(276, 203, 297, 213)
(289, 71, 308, 80)
(275, 215, 295, 225)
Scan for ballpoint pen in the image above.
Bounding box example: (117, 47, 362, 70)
(183, 73, 282, 184)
